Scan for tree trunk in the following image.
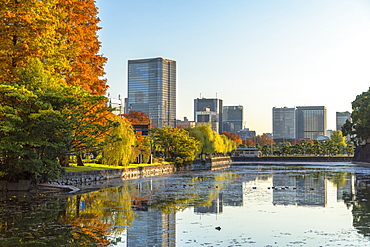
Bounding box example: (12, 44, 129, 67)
(59, 155, 70, 167)
(76, 153, 84, 166)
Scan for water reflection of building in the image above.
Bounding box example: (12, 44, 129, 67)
(273, 176, 325, 206)
(194, 194, 223, 214)
(127, 210, 176, 247)
(272, 175, 355, 207)
(223, 180, 243, 206)
(126, 179, 176, 247)
(239, 173, 355, 208)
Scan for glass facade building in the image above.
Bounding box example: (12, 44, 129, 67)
(272, 107, 296, 140)
(336, 111, 351, 131)
(127, 57, 176, 128)
(223, 106, 244, 134)
(296, 106, 327, 140)
(194, 98, 223, 133)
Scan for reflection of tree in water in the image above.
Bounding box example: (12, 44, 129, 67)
(63, 186, 135, 245)
(150, 173, 237, 213)
(0, 194, 106, 246)
(0, 186, 136, 246)
(349, 177, 370, 237)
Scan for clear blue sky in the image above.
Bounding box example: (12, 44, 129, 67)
(95, 0, 370, 135)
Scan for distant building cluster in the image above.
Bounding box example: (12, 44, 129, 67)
(273, 107, 351, 141)
(193, 98, 244, 134)
(106, 56, 351, 141)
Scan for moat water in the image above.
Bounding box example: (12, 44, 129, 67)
(1, 162, 370, 246)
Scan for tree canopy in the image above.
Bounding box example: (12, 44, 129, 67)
(154, 126, 199, 163)
(0, 0, 107, 95)
(0, 58, 115, 181)
(351, 88, 370, 143)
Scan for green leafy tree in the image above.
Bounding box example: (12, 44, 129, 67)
(321, 140, 339, 156)
(154, 126, 199, 163)
(261, 145, 271, 155)
(102, 118, 136, 167)
(312, 140, 324, 155)
(277, 142, 291, 156)
(351, 88, 370, 143)
(331, 130, 347, 154)
(186, 124, 215, 155)
(346, 141, 355, 156)
(0, 60, 69, 182)
(0, 58, 115, 182)
(57, 84, 115, 167)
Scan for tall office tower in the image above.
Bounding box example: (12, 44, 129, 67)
(223, 106, 243, 134)
(336, 111, 351, 131)
(127, 57, 176, 128)
(295, 106, 327, 140)
(194, 98, 223, 133)
(272, 107, 296, 140)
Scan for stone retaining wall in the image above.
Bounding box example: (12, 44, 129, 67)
(51, 157, 233, 186)
(51, 163, 176, 185)
(353, 144, 370, 164)
(192, 157, 232, 170)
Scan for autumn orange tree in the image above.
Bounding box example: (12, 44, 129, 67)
(1, 0, 107, 95)
(242, 139, 255, 147)
(1, 0, 117, 175)
(57, 0, 107, 95)
(252, 134, 275, 147)
(291, 138, 314, 146)
(0, 0, 64, 83)
(122, 111, 151, 125)
(221, 131, 242, 146)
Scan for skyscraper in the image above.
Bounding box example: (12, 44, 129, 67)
(272, 107, 296, 140)
(296, 106, 327, 139)
(194, 98, 223, 133)
(223, 106, 243, 134)
(336, 111, 351, 131)
(127, 57, 176, 128)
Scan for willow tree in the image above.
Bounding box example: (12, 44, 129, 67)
(154, 126, 199, 163)
(102, 118, 136, 167)
(186, 124, 215, 155)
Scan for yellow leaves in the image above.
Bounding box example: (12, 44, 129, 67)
(1, 0, 107, 97)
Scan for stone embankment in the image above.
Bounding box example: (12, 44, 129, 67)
(191, 156, 232, 170)
(51, 163, 176, 186)
(50, 156, 232, 186)
(353, 144, 370, 164)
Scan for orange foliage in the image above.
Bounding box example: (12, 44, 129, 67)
(252, 134, 275, 146)
(122, 111, 151, 147)
(221, 131, 242, 145)
(122, 111, 151, 125)
(243, 139, 255, 147)
(0, 0, 107, 95)
(59, 0, 108, 95)
(291, 138, 314, 145)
